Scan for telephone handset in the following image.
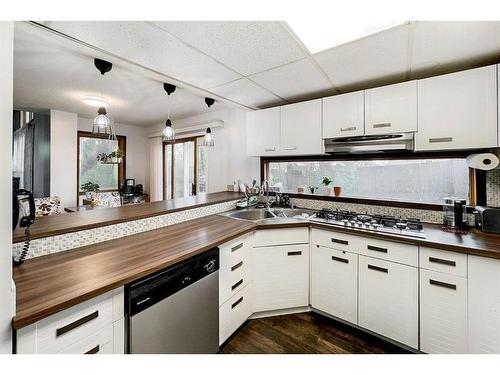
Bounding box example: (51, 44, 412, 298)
(13, 189, 36, 266)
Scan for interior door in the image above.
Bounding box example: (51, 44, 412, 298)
(164, 139, 197, 199)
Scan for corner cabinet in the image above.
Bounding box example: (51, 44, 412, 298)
(246, 107, 281, 157)
(416, 65, 498, 151)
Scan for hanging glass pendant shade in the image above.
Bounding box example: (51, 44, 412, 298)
(93, 106, 111, 135)
(202, 127, 214, 147)
(162, 118, 175, 142)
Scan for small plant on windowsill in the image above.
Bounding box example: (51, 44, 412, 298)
(97, 149, 123, 164)
(81, 181, 100, 200)
(321, 177, 332, 196)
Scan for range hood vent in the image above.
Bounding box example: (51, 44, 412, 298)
(324, 132, 415, 154)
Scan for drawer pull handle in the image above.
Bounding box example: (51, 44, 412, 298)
(264, 147, 276, 152)
(428, 257, 456, 267)
(332, 238, 348, 245)
(232, 279, 244, 290)
(284, 146, 297, 151)
(287, 251, 302, 256)
(429, 279, 457, 290)
(368, 264, 388, 273)
(331, 256, 349, 264)
(231, 243, 243, 252)
(85, 345, 100, 354)
(56, 310, 99, 337)
(231, 261, 243, 272)
(232, 297, 243, 309)
(372, 122, 391, 128)
(340, 126, 357, 132)
(367, 245, 388, 253)
(429, 137, 453, 143)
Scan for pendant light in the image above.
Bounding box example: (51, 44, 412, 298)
(162, 83, 176, 143)
(202, 97, 216, 147)
(92, 58, 113, 135)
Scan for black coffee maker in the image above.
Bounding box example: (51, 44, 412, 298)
(443, 197, 467, 230)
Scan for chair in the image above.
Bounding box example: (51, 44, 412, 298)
(34, 196, 63, 217)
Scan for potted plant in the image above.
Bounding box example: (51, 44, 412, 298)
(96, 153, 108, 163)
(322, 177, 332, 196)
(109, 149, 123, 163)
(81, 181, 100, 200)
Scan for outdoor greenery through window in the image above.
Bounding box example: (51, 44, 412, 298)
(267, 158, 470, 205)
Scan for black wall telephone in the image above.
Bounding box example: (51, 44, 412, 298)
(13, 187, 35, 266)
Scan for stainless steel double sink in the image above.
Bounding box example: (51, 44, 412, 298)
(219, 207, 314, 223)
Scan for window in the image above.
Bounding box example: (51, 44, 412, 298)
(77, 131, 126, 197)
(266, 158, 471, 205)
(163, 136, 208, 199)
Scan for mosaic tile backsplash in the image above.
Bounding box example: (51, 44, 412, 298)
(486, 169, 500, 207)
(13, 200, 238, 260)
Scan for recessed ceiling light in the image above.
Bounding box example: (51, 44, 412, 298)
(286, 21, 405, 54)
(82, 95, 109, 108)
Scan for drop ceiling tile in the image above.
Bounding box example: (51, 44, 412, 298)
(410, 21, 500, 76)
(250, 58, 334, 101)
(42, 21, 240, 88)
(211, 78, 285, 108)
(313, 24, 410, 91)
(152, 21, 308, 76)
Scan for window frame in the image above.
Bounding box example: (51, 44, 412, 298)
(76, 131, 127, 202)
(261, 150, 483, 211)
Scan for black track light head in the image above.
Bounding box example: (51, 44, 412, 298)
(164, 83, 177, 95)
(94, 58, 113, 75)
(205, 97, 215, 108)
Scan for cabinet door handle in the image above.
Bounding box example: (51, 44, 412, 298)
(367, 245, 388, 253)
(231, 261, 243, 272)
(332, 238, 348, 245)
(264, 147, 276, 152)
(85, 345, 100, 354)
(340, 126, 357, 132)
(372, 122, 391, 128)
(287, 251, 302, 256)
(428, 257, 456, 267)
(231, 243, 243, 252)
(429, 279, 457, 290)
(231, 296, 243, 309)
(368, 264, 388, 273)
(331, 255, 349, 264)
(283, 146, 297, 151)
(56, 310, 99, 337)
(231, 279, 244, 291)
(429, 137, 453, 143)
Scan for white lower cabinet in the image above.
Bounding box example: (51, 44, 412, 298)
(468, 255, 500, 353)
(311, 245, 358, 324)
(420, 269, 467, 353)
(358, 256, 418, 349)
(252, 244, 309, 312)
(219, 284, 252, 345)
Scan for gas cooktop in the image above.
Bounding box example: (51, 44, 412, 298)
(310, 209, 426, 239)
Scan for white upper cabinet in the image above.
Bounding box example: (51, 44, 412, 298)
(280, 99, 323, 155)
(246, 107, 281, 157)
(416, 65, 498, 151)
(322, 91, 365, 138)
(365, 81, 418, 135)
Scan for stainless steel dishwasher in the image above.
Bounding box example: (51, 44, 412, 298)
(126, 248, 219, 353)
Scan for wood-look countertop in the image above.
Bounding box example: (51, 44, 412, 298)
(13, 214, 500, 329)
(13, 191, 244, 243)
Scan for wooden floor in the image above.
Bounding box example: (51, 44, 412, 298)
(219, 312, 410, 354)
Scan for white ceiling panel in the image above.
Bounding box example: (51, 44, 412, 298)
(250, 58, 335, 101)
(313, 24, 410, 91)
(42, 21, 241, 89)
(410, 21, 500, 77)
(211, 78, 285, 109)
(152, 21, 308, 76)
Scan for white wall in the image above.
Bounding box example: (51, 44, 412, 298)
(78, 117, 149, 193)
(149, 109, 260, 194)
(50, 110, 78, 208)
(0, 21, 14, 354)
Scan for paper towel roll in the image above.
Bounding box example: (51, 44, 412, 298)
(466, 153, 499, 170)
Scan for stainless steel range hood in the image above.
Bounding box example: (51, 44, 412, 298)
(324, 132, 415, 154)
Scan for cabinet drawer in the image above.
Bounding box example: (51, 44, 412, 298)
(36, 291, 114, 354)
(358, 237, 418, 266)
(57, 324, 113, 354)
(219, 284, 252, 345)
(419, 247, 467, 277)
(219, 234, 251, 266)
(311, 228, 361, 253)
(219, 256, 250, 306)
(420, 269, 467, 353)
(253, 228, 308, 247)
